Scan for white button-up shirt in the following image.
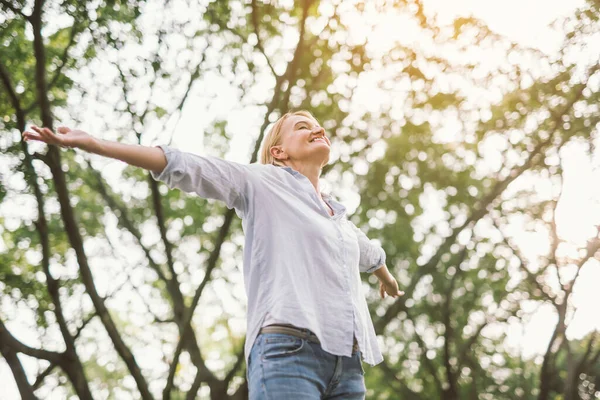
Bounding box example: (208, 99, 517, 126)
(151, 145, 387, 370)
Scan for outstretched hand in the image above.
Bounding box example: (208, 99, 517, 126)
(23, 125, 95, 151)
(379, 276, 404, 299)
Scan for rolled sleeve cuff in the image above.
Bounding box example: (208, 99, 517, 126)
(365, 248, 386, 274)
(150, 145, 180, 183)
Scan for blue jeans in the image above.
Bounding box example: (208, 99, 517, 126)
(248, 332, 366, 399)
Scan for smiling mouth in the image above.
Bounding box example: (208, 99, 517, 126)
(310, 138, 327, 144)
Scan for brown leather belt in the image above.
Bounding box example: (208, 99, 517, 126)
(259, 324, 360, 353)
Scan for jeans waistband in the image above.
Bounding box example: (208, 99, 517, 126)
(259, 324, 359, 353)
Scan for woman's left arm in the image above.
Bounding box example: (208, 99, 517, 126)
(347, 220, 386, 273)
(374, 264, 404, 299)
(347, 220, 404, 299)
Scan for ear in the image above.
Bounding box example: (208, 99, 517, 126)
(270, 145, 287, 161)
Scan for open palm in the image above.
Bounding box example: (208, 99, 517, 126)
(23, 125, 94, 151)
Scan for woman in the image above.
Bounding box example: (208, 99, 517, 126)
(23, 110, 403, 399)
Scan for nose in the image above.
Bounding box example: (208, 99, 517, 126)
(312, 126, 325, 136)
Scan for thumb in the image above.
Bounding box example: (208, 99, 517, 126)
(57, 126, 71, 134)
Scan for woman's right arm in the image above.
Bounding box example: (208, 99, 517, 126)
(23, 125, 254, 214)
(22, 125, 167, 173)
(92, 137, 167, 173)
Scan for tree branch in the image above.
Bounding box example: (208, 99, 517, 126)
(403, 309, 444, 394)
(538, 304, 567, 400)
(250, 0, 277, 77)
(29, 4, 153, 397)
(442, 272, 459, 399)
(491, 216, 555, 301)
(0, 333, 38, 400)
(374, 63, 599, 335)
(249, 0, 315, 164)
(109, 26, 220, 397)
(3, 30, 95, 398)
(163, 210, 235, 399)
(32, 313, 96, 390)
(0, 319, 63, 363)
(223, 346, 246, 390)
(24, 22, 83, 114)
(378, 358, 423, 399)
(0, 60, 24, 117)
(84, 161, 169, 282)
(165, 54, 205, 146)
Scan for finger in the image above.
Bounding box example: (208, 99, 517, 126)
(23, 131, 44, 141)
(29, 127, 49, 142)
(34, 126, 51, 139)
(41, 127, 63, 144)
(57, 126, 71, 134)
(42, 127, 55, 136)
(398, 291, 405, 296)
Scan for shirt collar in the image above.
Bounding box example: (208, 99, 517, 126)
(280, 165, 299, 176)
(277, 165, 333, 200)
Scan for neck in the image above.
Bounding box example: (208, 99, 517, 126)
(284, 161, 323, 196)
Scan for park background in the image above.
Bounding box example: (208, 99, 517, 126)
(0, 0, 599, 398)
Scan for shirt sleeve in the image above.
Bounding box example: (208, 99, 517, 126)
(150, 145, 252, 214)
(347, 220, 387, 273)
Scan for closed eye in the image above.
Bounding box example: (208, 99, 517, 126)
(294, 120, 322, 132)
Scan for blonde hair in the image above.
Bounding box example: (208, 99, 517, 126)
(259, 110, 317, 167)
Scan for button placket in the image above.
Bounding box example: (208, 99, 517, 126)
(341, 219, 363, 356)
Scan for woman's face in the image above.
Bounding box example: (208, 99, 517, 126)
(271, 115, 331, 167)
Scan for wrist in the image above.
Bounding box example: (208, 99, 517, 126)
(86, 137, 103, 154)
(373, 264, 393, 283)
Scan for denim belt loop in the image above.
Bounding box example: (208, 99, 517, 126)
(301, 328, 310, 340)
